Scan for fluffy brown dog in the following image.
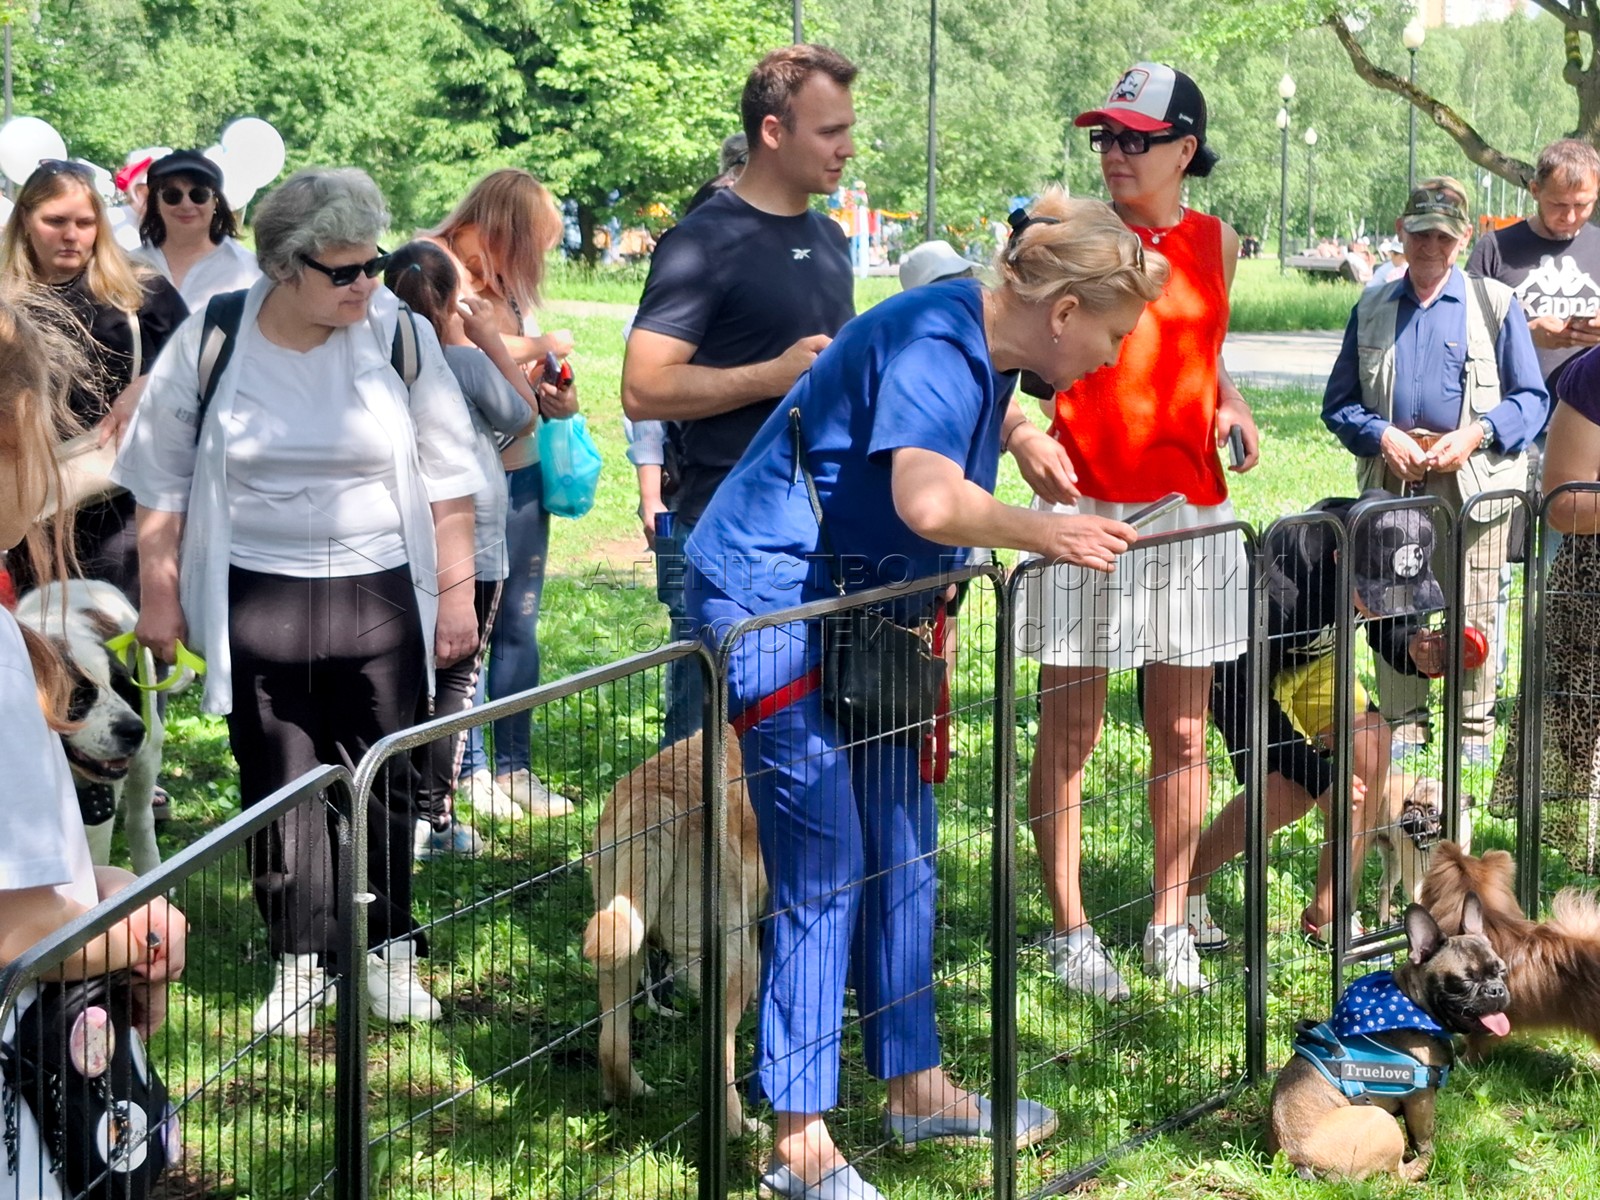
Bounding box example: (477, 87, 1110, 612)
(583, 729, 767, 1135)
(1421, 841, 1600, 1051)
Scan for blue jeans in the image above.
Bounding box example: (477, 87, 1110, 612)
(462, 463, 550, 777)
(688, 566, 941, 1113)
(655, 517, 704, 746)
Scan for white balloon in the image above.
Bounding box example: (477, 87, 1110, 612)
(0, 196, 14, 224)
(220, 118, 286, 191)
(0, 116, 68, 186)
(202, 145, 256, 213)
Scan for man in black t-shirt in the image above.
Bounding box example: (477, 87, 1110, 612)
(1468, 139, 1600, 400)
(622, 44, 858, 744)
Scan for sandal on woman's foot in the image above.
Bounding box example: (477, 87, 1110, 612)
(884, 1094, 1059, 1151)
(758, 1162, 884, 1200)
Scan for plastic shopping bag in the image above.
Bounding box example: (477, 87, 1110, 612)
(538, 414, 602, 519)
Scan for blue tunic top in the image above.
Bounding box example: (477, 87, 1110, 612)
(686, 278, 1013, 615)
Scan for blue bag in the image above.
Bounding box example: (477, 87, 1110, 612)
(538, 414, 602, 518)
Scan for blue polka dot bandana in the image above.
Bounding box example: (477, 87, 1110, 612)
(1328, 970, 1445, 1039)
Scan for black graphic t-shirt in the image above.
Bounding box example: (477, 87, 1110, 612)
(632, 187, 854, 524)
(1468, 220, 1600, 390)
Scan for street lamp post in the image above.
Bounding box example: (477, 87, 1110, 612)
(1277, 73, 1295, 272)
(1304, 126, 1319, 244)
(1403, 19, 1426, 192)
(925, 0, 937, 241)
(793, 0, 803, 42)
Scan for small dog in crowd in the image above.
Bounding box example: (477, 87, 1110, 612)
(1422, 842, 1600, 1052)
(1372, 773, 1471, 926)
(1268, 900, 1511, 1180)
(584, 728, 767, 1136)
(16, 580, 173, 875)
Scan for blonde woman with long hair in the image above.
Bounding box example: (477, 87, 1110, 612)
(0, 285, 188, 1199)
(1, 159, 187, 600)
(422, 168, 580, 818)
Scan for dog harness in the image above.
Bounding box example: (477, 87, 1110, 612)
(1291, 971, 1454, 1103)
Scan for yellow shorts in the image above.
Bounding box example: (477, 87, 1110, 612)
(1271, 656, 1370, 744)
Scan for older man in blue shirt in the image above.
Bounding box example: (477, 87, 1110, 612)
(1323, 176, 1548, 763)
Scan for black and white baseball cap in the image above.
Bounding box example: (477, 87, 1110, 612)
(1074, 62, 1208, 141)
(1348, 491, 1446, 618)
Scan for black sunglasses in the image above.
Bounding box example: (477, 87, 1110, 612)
(158, 184, 214, 206)
(29, 159, 95, 184)
(1089, 128, 1185, 156)
(300, 249, 391, 287)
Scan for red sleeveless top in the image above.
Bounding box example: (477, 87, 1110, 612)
(1049, 209, 1230, 507)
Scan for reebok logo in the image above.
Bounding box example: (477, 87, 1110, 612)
(791, 247, 812, 260)
(1515, 253, 1600, 322)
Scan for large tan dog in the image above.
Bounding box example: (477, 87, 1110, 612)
(583, 729, 767, 1135)
(1422, 842, 1600, 1052)
(1372, 773, 1471, 926)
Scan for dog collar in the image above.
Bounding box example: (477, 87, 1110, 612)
(1292, 1020, 1451, 1103)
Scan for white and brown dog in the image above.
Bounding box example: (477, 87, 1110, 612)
(16, 580, 177, 874)
(1372, 772, 1473, 926)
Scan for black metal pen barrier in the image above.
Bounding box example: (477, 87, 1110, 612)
(11, 485, 1590, 1200)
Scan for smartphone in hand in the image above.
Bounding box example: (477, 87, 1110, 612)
(542, 350, 573, 386)
(1125, 492, 1187, 529)
(1227, 425, 1247, 469)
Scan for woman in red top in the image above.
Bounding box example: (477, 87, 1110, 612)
(1020, 63, 1260, 1000)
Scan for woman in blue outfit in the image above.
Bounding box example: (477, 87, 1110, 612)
(685, 191, 1169, 1200)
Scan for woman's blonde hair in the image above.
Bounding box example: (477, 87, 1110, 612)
(427, 169, 562, 317)
(0, 283, 86, 728)
(0, 167, 148, 312)
(992, 188, 1169, 312)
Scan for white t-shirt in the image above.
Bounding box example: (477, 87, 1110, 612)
(135, 237, 262, 312)
(0, 607, 96, 1200)
(224, 334, 408, 576)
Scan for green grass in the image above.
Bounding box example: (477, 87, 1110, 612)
(132, 291, 1599, 1198)
(1229, 258, 1361, 333)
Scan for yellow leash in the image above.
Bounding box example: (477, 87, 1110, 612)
(103, 632, 206, 729)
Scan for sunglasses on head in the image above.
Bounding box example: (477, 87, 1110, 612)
(158, 184, 214, 206)
(1089, 127, 1185, 156)
(300, 249, 391, 287)
(29, 159, 95, 184)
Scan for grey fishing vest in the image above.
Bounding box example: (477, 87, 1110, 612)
(1351, 270, 1527, 521)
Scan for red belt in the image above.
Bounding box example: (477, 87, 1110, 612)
(730, 666, 823, 737)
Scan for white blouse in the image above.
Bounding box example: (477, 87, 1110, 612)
(134, 237, 262, 312)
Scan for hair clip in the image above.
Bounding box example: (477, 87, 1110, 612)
(1007, 208, 1062, 260)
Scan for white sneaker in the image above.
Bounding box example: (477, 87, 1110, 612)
(1143, 923, 1209, 994)
(496, 769, 574, 819)
(1044, 929, 1130, 1002)
(366, 941, 442, 1023)
(252, 953, 331, 1037)
(1184, 894, 1230, 952)
(458, 768, 521, 821)
(413, 817, 484, 861)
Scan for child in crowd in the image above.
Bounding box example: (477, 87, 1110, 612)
(385, 241, 573, 856)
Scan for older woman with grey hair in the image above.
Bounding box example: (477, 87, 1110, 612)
(114, 167, 484, 1036)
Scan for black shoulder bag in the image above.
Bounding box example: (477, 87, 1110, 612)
(2, 974, 174, 1199)
(789, 407, 946, 747)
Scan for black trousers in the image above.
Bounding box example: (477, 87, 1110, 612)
(412, 579, 501, 826)
(226, 565, 425, 964)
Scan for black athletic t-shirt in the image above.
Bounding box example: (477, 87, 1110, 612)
(631, 186, 854, 524)
(1468, 220, 1600, 390)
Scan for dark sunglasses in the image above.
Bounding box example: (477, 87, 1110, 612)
(300, 249, 391, 287)
(29, 159, 95, 184)
(158, 184, 214, 206)
(1089, 128, 1185, 156)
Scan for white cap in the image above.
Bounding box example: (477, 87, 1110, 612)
(899, 240, 973, 291)
(1379, 238, 1403, 255)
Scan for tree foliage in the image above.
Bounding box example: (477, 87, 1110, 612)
(2, 0, 1592, 249)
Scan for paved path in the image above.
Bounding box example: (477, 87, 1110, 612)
(1222, 330, 1343, 392)
(548, 300, 1345, 393)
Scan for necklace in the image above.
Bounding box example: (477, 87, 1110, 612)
(1123, 206, 1186, 245)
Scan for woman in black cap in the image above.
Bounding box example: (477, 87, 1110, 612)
(135, 149, 260, 311)
(0, 158, 187, 600)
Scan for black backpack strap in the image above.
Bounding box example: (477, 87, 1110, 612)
(193, 289, 249, 444)
(391, 304, 420, 389)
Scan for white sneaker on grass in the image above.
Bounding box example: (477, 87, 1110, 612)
(252, 953, 331, 1037)
(413, 817, 484, 861)
(495, 768, 574, 819)
(1044, 929, 1130, 1002)
(1184, 894, 1230, 952)
(366, 941, 442, 1024)
(458, 768, 521, 821)
(1143, 923, 1209, 994)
